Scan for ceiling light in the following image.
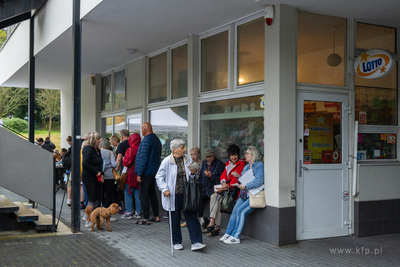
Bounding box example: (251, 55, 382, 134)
(125, 49, 137, 54)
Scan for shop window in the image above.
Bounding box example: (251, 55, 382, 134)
(150, 106, 188, 159)
(128, 114, 142, 135)
(297, 12, 346, 86)
(114, 115, 125, 136)
(201, 30, 229, 92)
(237, 17, 264, 86)
(357, 133, 396, 160)
(356, 23, 396, 53)
(171, 44, 188, 99)
(149, 52, 167, 103)
(114, 70, 126, 109)
(200, 95, 264, 162)
(101, 117, 113, 139)
(101, 75, 112, 111)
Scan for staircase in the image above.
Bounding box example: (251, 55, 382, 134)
(0, 195, 56, 232)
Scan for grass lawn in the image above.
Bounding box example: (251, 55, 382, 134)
(22, 130, 61, 150)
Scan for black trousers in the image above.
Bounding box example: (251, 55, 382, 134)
(197, 191, 209, 218)
(139, 175, 159, 219)
(103, 179, 116, 208)
(82, 177, 101, 208)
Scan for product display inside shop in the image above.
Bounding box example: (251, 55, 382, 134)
(200, 95, 264, 163)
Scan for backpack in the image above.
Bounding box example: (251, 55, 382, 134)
(63, 148, 72, 170)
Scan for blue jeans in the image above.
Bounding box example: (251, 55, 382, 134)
(124, 184, 141, 214)
(82, 183, 89, 207)
(225, 197, 254, 238)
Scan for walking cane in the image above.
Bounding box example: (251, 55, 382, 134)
(168, 195, 173, 255)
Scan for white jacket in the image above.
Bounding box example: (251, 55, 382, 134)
(155, 154, 192, 211)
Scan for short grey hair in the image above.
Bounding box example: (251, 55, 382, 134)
(170, 139, 186, 151)
(247, 146, 259, 161)
(100, 139, 111, 150)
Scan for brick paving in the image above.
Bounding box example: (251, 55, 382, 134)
(1, 187, 399, 267)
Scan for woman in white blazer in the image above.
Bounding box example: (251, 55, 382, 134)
(156, 139, 206, 251)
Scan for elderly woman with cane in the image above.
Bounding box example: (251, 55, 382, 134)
(156, 139, 206, 251)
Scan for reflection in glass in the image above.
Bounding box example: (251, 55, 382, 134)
(356, 23, 396, 53)
(102, 117, 113, 139)
(357, 133, 396, 159)
(150, 106, 188, 159)
(201, 31, 229, 92)
(114, 70, 125, 109)
(297, 12, 346, 86)
(237, 17, 264, 86)
(101, 75, 111, 111)
(128, 114, 142, 135)
(149, 52, 167, 103)
(355, 64, 397, 125)
(303, 101, 342, 164)
(200, 95, 264, 162)
(171, 44, 188, 99)
(114, 116, 125, 137)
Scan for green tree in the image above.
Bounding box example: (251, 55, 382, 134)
(0, 29, 6, 47)
(36, 89, 60, 138)
(0, 87, 28, 119)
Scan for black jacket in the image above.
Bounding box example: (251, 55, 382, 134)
(82, 145, 103, 180)
(42, 140, 55, 152)
(198, 158, 225, 197)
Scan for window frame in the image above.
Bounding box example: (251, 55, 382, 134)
(100, 67, 126, 112)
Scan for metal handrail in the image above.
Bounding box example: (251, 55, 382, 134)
(0, 122, 29, 141)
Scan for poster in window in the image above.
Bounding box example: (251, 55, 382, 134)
(359, 111, 366, 125)
(307, 113, 334, 162)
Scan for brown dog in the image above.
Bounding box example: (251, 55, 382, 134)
(85, 203, 120, 232)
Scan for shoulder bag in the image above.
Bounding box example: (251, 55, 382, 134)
(249, 189, 266, 208)
(109, 151, 122, 181)
(119, 160, 134, 190)
(220, 185, 238, 213)
(182, 176, 203, 212)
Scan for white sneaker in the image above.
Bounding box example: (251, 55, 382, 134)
(173, 244, 183, 250)
(224, 236, 240, 244)
(110, 217, 117, 222)
(84, 221, 91, 228)
(219, 233, 231, 241)
(134, 213, 141, 219)
(67, 199, 71, 206)
(82, 214, 87, 221)
(121, 213, 133, 219)
(191, 242, 206, 251)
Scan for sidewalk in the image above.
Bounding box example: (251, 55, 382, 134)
(0, 187, 399, 267)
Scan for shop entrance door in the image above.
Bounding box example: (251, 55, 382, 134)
(296, 92, 349, 240)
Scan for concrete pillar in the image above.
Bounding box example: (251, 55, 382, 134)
(60, 86, 72, 149)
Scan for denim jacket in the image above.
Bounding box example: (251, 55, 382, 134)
(239, 161, 264, 199)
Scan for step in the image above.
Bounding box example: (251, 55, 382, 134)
(30, 209, 57, 231)
(0, 195, 19, 213)
(11, 202, 39, 222)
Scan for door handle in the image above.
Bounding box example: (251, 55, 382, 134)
(299, 160, 309, 178)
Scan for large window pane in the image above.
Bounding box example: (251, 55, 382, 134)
(114, 70, 125, 109)
(355, 64, 397, 125)
(128, 114, 142, 135)
(171, 44, 188, 99)
(149, 52, 167, 103)
(150, 106, 188, 159)
(200, 95, 264, 162)
(101, 75, 111, 111)
(201, 31, 229, 92)
(101, 117, 112, 139)
(356, 23, 396, 53)
(297, 12, 346, 86)
(237, 17, 264, 86)
(357, 133, 396, 160)
(114, 115, 125, 137)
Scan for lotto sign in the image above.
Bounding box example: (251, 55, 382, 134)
(354, 49, 394, 79)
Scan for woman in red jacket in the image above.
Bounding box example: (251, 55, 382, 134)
(121, 133, 141, 219)
(208, 144, 245, 236)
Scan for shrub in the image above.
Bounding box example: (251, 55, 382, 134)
(2, 118, 29, 133)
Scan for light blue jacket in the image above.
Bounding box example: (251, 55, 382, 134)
(155, 154, 192, 211)
(241, 161, 264, 192)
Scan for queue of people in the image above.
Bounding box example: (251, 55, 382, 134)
(54, 121, 264, 251)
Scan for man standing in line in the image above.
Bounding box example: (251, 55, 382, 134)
(135, 122, 161, 225)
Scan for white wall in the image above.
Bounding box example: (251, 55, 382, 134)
(357, 164, 400, 201)
(60, 86, 72, 149)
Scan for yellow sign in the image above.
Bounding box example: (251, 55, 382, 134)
(308, 113, 333, 162)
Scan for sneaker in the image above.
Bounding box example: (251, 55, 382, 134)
(191, 242, 206, 251)
(118, 208, 126, 214)
(121, 213, 133, 219)
(67, 199, 71, 206)
(84, 221, 91, 228)
(224, 236, 240, 244)
(173, 244, 183, 250)
(134, 213, 141, 219)
(82, 214, 87, 221)
(110, 217, 117, 222)
(163, 215, 169, 219)
(219, 233, 231, 242)
(180, 221, 187, 228)
(80, 203, 86, 209)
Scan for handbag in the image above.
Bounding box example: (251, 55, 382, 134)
(119, 158, 134, 190)
(109, 151, 122, 181)
(249, 189, 266, 208)
(182, 179, 203, 212)
(220, 188, 237, 213)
